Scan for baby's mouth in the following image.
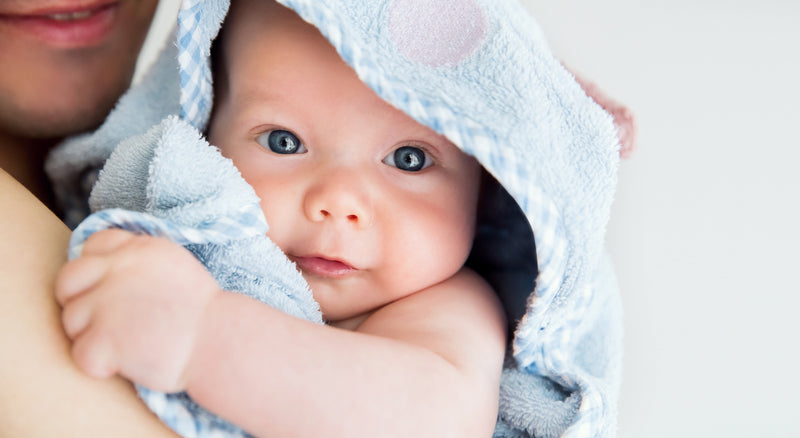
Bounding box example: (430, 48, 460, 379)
(291, 255, 356, 278)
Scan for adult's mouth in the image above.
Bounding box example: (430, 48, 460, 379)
(291, 255, 357, 278)
(0, 1, 121, 48)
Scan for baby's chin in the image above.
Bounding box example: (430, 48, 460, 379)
(323, 309, 374, 331)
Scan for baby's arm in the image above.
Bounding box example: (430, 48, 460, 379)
(189, 267, 507, 437)
(56, 230, 507, 437)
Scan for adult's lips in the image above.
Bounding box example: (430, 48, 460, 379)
(0, 1, 121, 48)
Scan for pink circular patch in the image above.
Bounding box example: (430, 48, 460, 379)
(388, 0, 488, 67)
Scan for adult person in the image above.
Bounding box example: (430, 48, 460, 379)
(0, 1, 178, 436)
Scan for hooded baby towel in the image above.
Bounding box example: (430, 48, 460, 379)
(47, 0, 623, 436)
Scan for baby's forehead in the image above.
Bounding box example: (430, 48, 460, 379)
(220, 1, 349, 77)
(223, 0, 324, 47)
(216, 0, 476, 163)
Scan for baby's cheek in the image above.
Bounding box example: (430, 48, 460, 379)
(417, 206, 474, 276)
(264, 221, 286, 249)
(260, 207, 286, 247)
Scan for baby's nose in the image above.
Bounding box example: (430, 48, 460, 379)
(303, 172, 373, 229)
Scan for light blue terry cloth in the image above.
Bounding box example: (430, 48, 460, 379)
(47, 0, 623, 436)
(69, 115, 323, 437)
(46, 38, 181, 228)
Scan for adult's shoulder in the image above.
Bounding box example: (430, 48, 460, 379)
(0, 170, 178, 437)
(0, 169, 70, 269)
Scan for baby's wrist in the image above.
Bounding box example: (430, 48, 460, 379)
(181, 287, 229, 394)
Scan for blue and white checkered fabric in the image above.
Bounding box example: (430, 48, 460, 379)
(137, 387, 251, 438)
(69, 205, 267, 261)
(178, 1, 211, 130)
(178, 0, 229, 130)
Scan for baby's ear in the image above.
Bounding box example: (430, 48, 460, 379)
(568, 66, 638, 159)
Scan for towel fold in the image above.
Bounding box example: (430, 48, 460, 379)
(69, 116, 322, 438)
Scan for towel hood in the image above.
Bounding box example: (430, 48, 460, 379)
(48, 0, 623, 435)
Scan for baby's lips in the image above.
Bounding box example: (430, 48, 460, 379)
(292, 255, 357, 278)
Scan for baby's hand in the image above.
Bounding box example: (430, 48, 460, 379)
(55, 229, 220, 393)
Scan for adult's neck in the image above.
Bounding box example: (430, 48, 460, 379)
(0, 130, 59, 211)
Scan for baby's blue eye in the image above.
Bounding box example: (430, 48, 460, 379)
(257, 130, 307, 154)
(383, 146, 431, 172)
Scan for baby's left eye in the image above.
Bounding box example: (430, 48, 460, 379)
(382, 146, 432, 172)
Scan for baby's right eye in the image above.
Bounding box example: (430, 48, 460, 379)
(256, 130, 307, 154)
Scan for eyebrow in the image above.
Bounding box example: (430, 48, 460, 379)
(233, 86, 286, 106)
(232, 83, 296, 115)
(231, 88, 311, 136)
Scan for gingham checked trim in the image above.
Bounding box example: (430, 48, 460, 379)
(138, 386, 251, 438)
(68, 204, 267, 261)
(564, 382, 606, 438)
(174, 0, 603, 433)
(178, 0, 214, 130)
(517, 283, 608, 437)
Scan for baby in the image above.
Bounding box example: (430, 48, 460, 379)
(55, 1, 507, 436)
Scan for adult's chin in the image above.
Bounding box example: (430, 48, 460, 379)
(0, 0, 158, 139)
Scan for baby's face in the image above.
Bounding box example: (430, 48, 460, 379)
(208, 0, 481, 323)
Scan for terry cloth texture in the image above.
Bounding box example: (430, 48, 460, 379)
(47, 0, 623, 436)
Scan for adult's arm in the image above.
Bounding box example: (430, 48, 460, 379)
(0, 170, 178, 437)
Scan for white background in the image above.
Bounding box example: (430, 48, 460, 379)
(137, 1, 800, 436)
(522, 1, 800, 437)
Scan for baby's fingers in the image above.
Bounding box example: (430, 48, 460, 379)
(61, 293, 94, 340)
(71, 327, 117, 379)
(55, 255, 108, 305)
(82, 228, 138, 255)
